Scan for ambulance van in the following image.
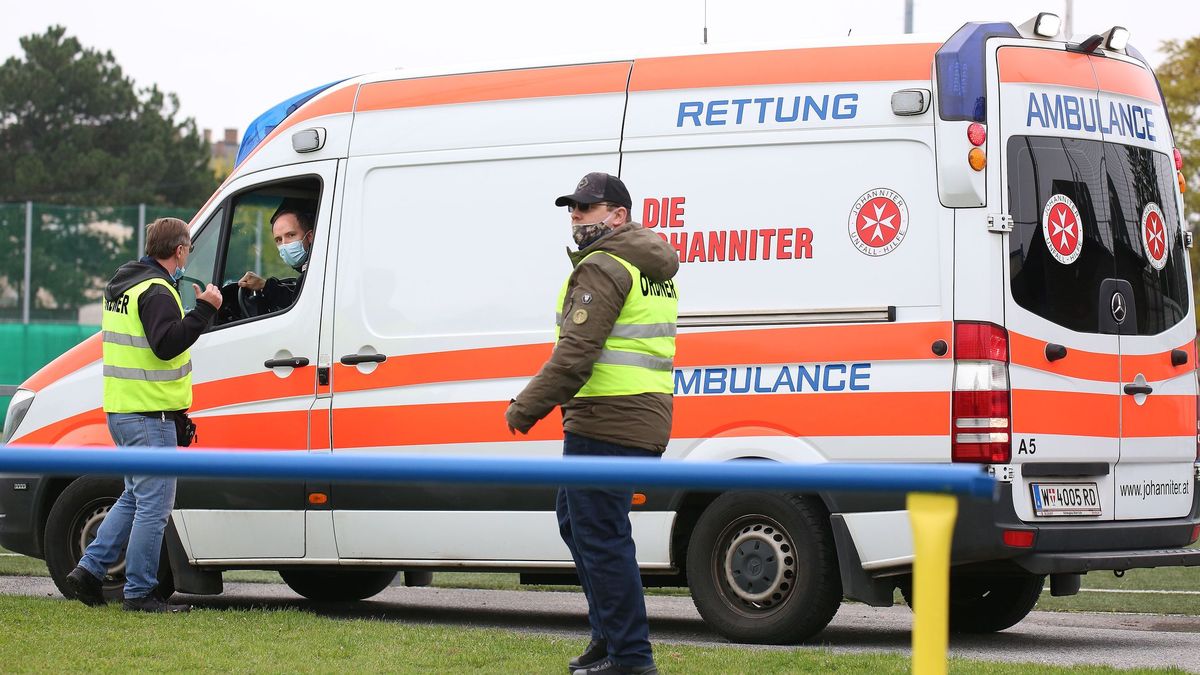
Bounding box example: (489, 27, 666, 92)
(3, 13, 1198, 643)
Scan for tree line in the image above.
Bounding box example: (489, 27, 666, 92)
(0, 26, 216, 316)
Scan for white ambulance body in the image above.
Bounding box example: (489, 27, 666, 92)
(3, 15, 1198, 643)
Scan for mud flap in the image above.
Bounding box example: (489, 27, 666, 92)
(165, 520, 222, 595)
(830, 514, 895, 607)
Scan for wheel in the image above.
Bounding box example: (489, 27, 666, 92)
(44, 476, 175, 603)
(685, 492, 842, 644)
(279, 569, 397, 601)
(900, 573, 1044, 633)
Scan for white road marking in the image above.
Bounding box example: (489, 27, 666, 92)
(1046, 586, 1200, 595)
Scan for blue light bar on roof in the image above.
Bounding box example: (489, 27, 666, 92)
(234, 79, 347, 167)
(935, 22, 1020, 123)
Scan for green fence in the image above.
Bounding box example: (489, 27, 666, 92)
(0, 201, 192, 423)
(0, 202, 194, 323)
(0, 323, 100, 420)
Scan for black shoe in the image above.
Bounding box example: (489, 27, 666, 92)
(64, 566, 106, 607)
(572, 658, 658, 675)
(122, 595, 191, 613)
(567, 639, 608, 672)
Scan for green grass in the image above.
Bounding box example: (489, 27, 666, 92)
(0, 550, 48, 577)
(0, 595, 1187, 674)
(1036, 590, 1200, 615)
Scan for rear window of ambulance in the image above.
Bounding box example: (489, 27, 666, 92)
(1007, 136, 1187, 335)
(1008, 136, 1111, 333)
(1104, 143, 1189, 335)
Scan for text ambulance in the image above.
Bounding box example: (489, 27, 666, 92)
(2, 13, 1197, 643)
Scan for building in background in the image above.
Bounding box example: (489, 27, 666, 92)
(205, 128, 239, 180)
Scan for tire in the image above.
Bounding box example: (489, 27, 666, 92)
(279, 569, 397, 601)
(44, 476, 175, 603)
(685, 492, 842, 644)
(900, 573, 1044, 633)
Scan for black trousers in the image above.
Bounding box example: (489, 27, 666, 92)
(557, 431, 658, 667)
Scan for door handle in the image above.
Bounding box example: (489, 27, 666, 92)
(1123, 383, 1153, 396)
(264, 357, 310, 369)
(340, 353, 387, 365)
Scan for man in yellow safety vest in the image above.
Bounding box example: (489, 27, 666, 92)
(64, 217, 222, 613)
(507, 172, 679, 675)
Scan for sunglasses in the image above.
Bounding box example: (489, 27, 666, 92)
(567, 202, 615, 214)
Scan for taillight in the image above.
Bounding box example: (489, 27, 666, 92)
(1174, 148, 1187, 193)
(966, 124, 987, 171)
(967, 123, 987, 147)
(968, 148, 987, 171)
(952, 321, 1011, 463)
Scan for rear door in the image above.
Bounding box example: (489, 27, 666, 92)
(998, 45, 1118, 521)
(1090, 55, 1196, 520)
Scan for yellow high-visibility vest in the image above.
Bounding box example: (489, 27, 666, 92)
(101, 278, 192, 413)
(556, 251, 678, 397)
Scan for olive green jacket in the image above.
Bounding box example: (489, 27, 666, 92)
(507, 222, 680, 452)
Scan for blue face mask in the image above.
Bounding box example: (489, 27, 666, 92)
(171, 266, 185, 282)
(278, 240, 309, 268)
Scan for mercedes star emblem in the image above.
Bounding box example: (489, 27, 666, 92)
(1111, 291, 1127, 324)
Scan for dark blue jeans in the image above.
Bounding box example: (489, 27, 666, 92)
(558, 431, 657, 668)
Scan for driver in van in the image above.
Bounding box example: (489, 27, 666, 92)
(225, 202, 315, 315)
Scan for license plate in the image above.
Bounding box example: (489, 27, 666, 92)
(1030, 482, 1102, 517)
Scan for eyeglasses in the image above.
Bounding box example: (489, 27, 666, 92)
(567, 202, 615, 214)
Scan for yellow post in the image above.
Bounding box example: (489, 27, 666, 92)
(907, 492, 958, 675)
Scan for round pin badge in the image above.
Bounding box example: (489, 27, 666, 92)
(1042, 194, 1083, 265)
(572, 309, 589, 325)
(848, 188, 909, 256)
(1141, 202, 1168, 271)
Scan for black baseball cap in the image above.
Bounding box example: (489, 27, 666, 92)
(555, 172, 632, 211)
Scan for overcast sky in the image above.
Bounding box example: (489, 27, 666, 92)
(2, 1, 1197, 137)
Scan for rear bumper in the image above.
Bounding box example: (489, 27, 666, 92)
(952, 481, 1200, 574)
(1015, 548, 1200, 574)
(832, 477, 1200, 605)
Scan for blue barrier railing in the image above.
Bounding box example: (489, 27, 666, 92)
(0, 446, 995, 675)
(0, 447, 995, 497)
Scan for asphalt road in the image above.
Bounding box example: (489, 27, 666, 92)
(2, 575, 1198, 672)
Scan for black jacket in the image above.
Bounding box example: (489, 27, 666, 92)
(219, 260, 306, 316)
(104, 257, 217, 361)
